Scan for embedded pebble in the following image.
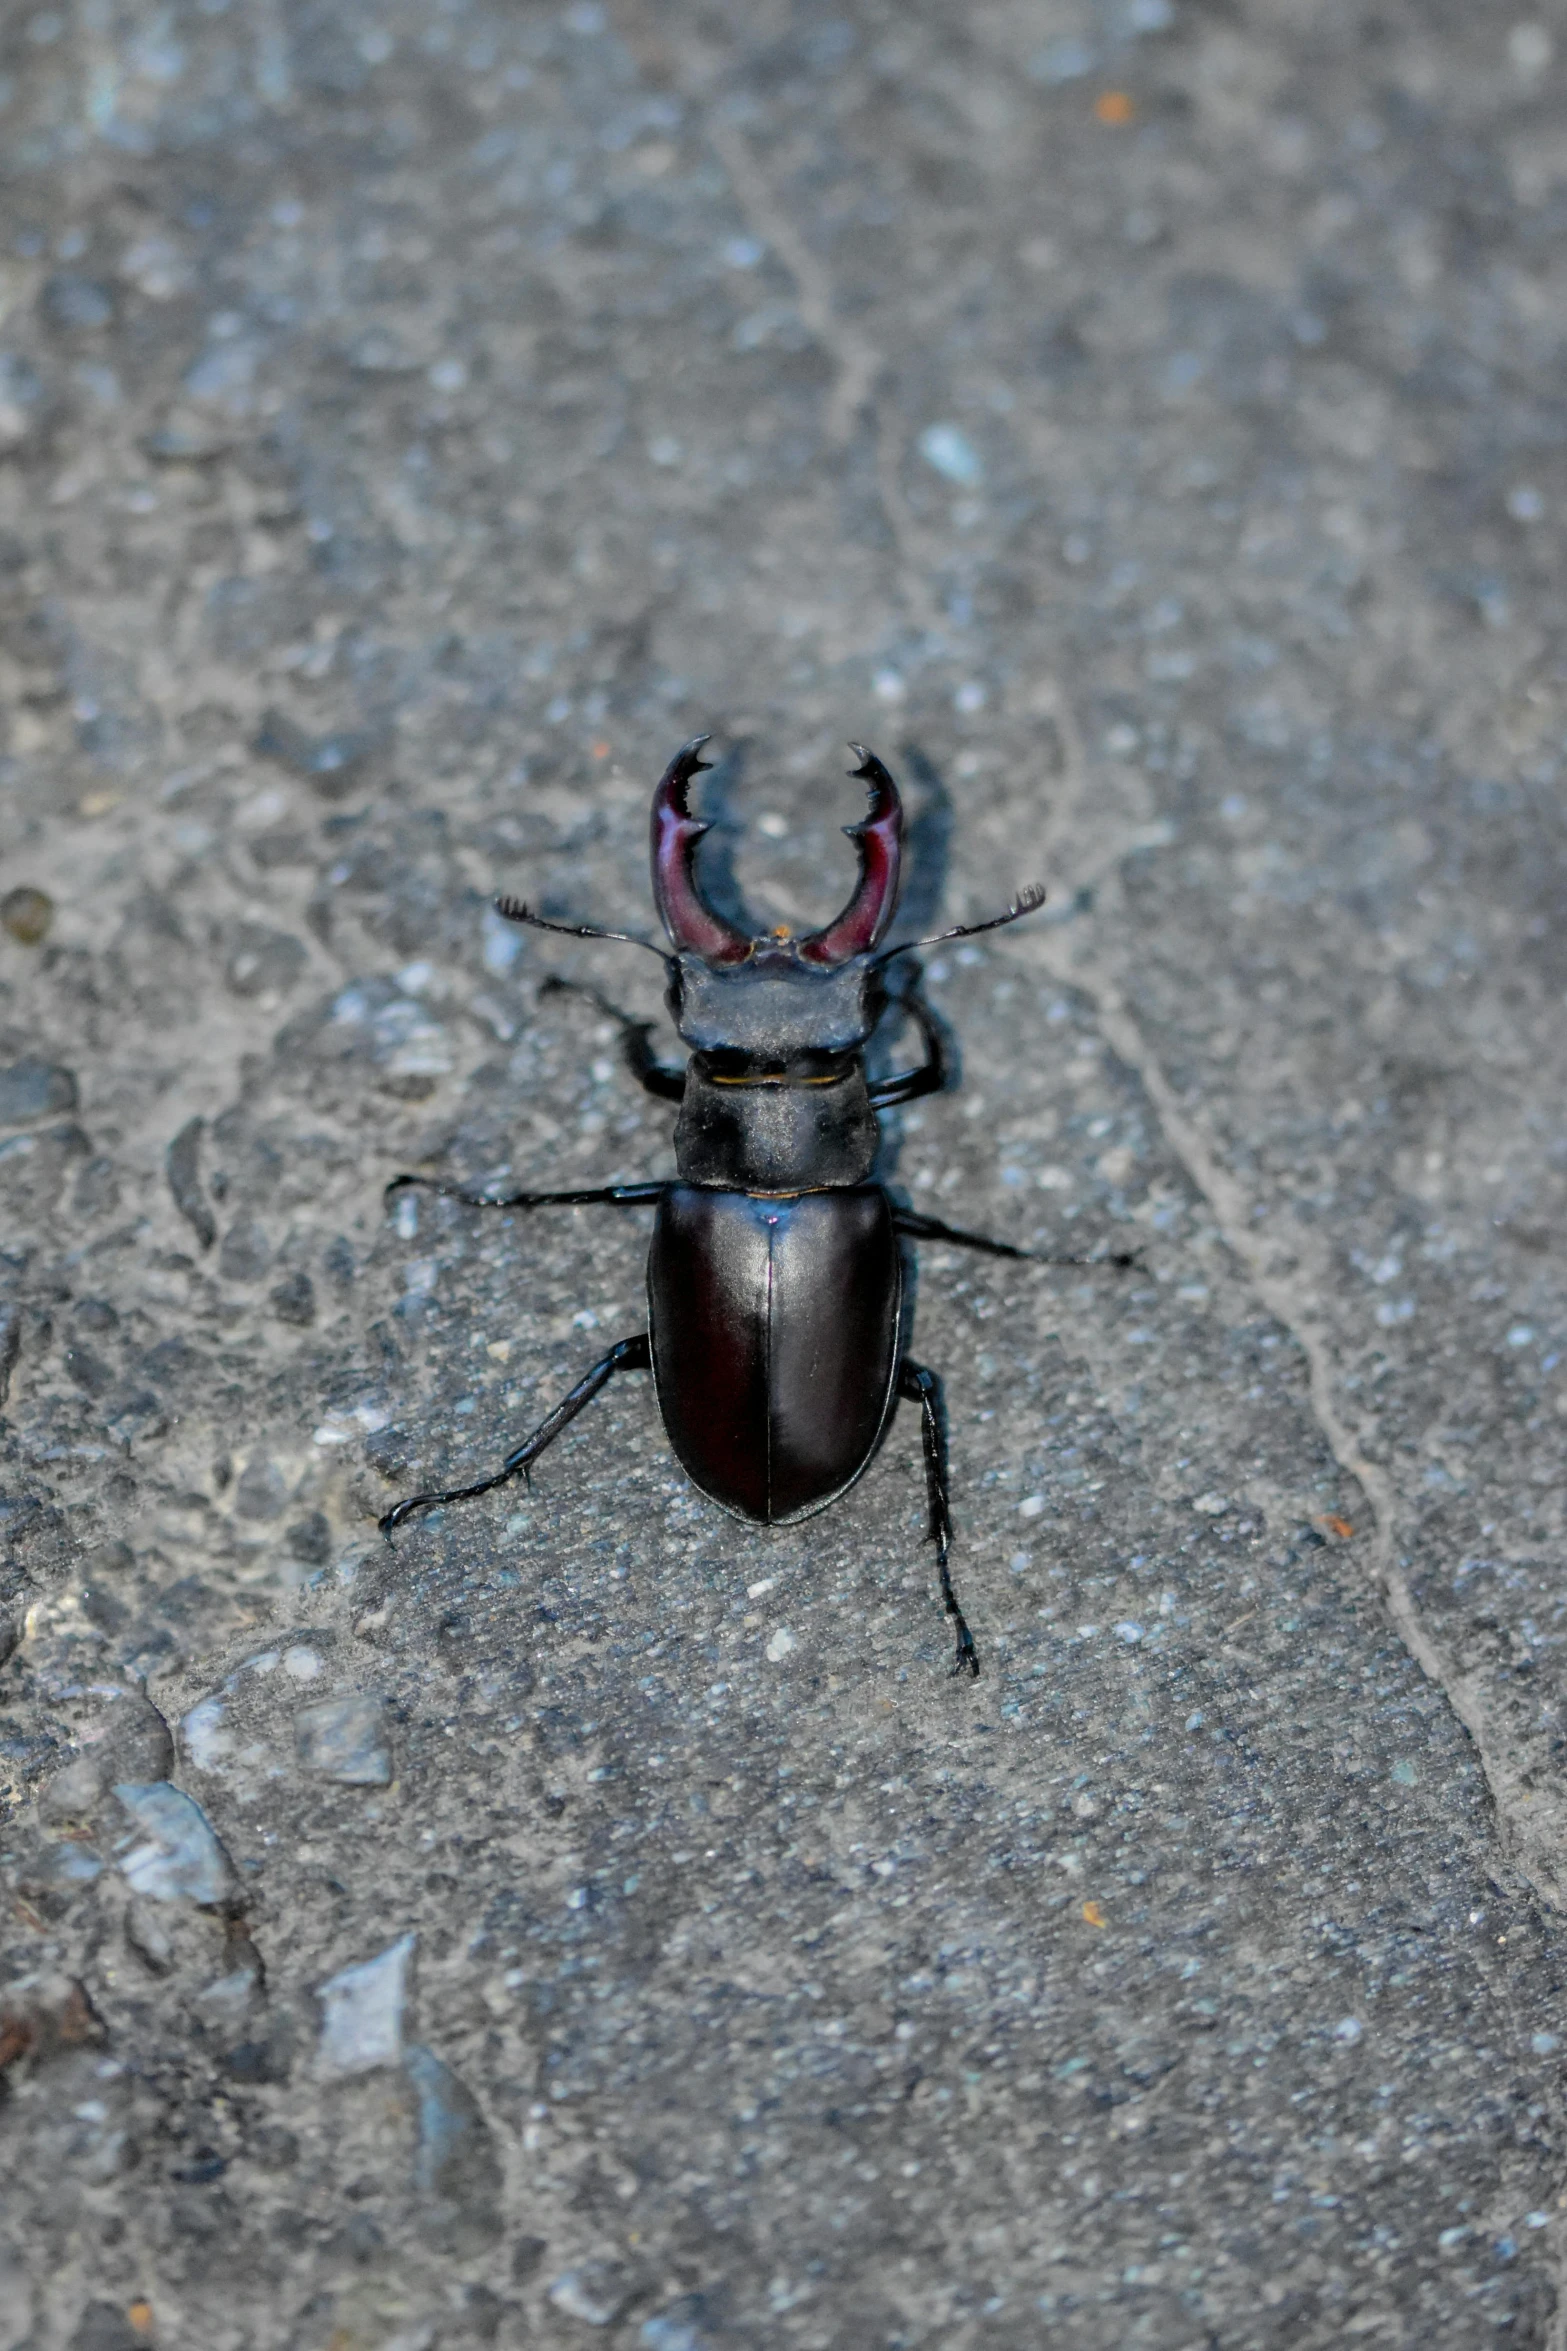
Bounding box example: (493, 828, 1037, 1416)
(0, 1059, 77, 1125)
(0, 1975, 104, 2075)
(285, 1511, 332, 1566)
(40, 272, 114, 331)
(548, 2263, 637, 2328)
(73, 1692, 174, 1788)
(316, 1933, 415, 2075)
(218, 1219, 270, 1282)
(294, 1695, 391, 1785)
(640, 2300, 717, 2351)
(181, 1695, 236, 1774)
(114, 1782, 235, 1906)
(255, 707, 374, 796)
(64, 2304, 141, 2351)
(18, 1841, 103, 1912)
(0, 886, 53, 945)
(165, 1115, 215, 1250)
(919, 421, 984, 485)
(405, 2042, 502, 2230)
(269, 1268, 317, 1326)
(224, 922, 306, 998)
(39, 1759, 108, 1827)
(0, 353, 44, 453)
(234, 1455, 289, 1522)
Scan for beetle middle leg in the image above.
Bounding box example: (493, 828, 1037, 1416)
(379, 1332, 651, 1541)
(386, 1174, 666, 1213)
(894, 1206, 1140, 1269)
(898, 1358, 978, 1680)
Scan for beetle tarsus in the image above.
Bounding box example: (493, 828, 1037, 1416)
(377, 1333, 652, 1543)
(899, 1358, 978, 1679)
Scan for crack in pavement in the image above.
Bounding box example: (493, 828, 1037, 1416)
(1020, 698, 1567, 1920)
(708, 117, 945, 638)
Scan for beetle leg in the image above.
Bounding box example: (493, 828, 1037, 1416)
(539, 974, 686, 1102)
(386, 1174, 666, 1213)
(379, 1332, 652, 1541)
(894, 1207, 1141, 1268)
(868, 986, 950, 1110)
(897, 1358, 978, 1680)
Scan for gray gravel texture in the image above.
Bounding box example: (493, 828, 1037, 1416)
(1, 3, 1566, 2346)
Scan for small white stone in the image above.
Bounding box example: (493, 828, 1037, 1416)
(181, 1695, 233, 1773)
(1192, 1492, 1229, 1516)
(1019, 1494, 1046, 1518)
(548, 2263, 634, 2327)
(1509, 22, 1553, 76)
(918, 422, 983, 487)
(765, 1627, 797, 1662)
(316, 1933, 416, 2075)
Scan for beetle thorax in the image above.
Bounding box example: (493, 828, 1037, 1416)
(666, 950, 883, 1192)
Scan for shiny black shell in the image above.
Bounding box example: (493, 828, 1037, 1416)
(647, 1183, 901, 1524)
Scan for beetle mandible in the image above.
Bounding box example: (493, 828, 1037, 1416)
(379, 736, 1131, 1675)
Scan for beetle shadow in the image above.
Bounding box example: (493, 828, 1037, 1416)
(870, 740, 962, 1149)
(886, 739, 954, 945)
(688, 737, 754, 936)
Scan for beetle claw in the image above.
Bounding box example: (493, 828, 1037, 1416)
(797, 743, 904, 965)
(651, 736, 750, 963)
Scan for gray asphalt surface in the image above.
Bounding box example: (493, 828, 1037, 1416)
(2, 4, 1566, 2346)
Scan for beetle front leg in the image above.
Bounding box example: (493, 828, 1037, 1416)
(539, 974, 686, 1102)
(868, 984, 949, 1110)
(898, 1358, 978, 1679)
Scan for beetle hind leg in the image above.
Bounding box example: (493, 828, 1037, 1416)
(898, 1358, 979, 1679)
(380, 1332, 652, 1541)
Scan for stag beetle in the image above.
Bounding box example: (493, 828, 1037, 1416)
(380, 737, 1130, 1675)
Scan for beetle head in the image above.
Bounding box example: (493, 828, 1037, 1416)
(651, 738, 904, 1067)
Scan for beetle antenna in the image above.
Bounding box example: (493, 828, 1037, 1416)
(872, 883, 1046, 965)
(495, 896, 673, 966)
